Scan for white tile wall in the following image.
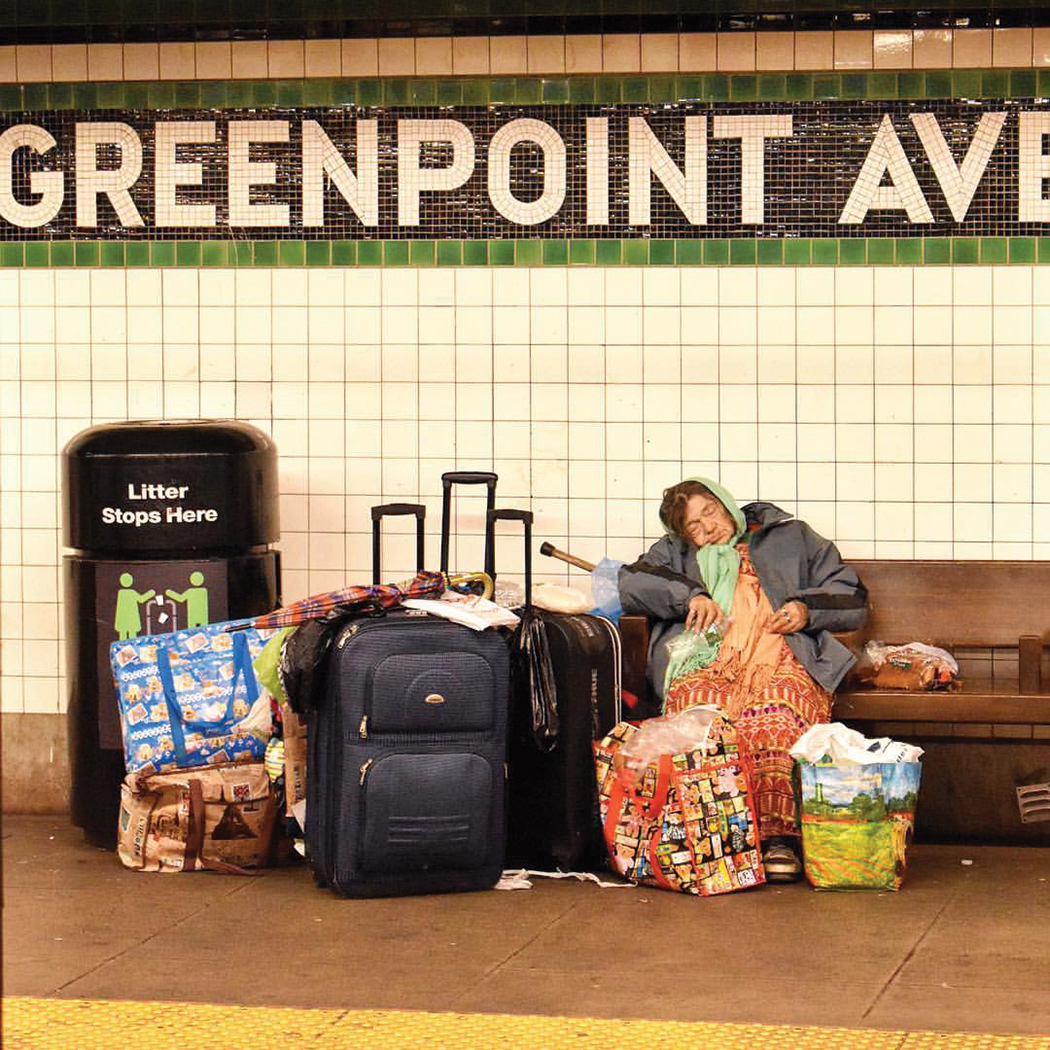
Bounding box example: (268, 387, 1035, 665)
(2, 263, 1050, 713)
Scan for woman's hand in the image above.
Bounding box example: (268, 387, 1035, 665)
(768, 600, 808, 635)
(686, 594, 724, 634)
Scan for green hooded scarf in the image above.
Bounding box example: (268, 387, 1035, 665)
(662, 477, 747, 692)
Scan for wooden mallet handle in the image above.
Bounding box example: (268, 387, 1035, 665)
(538, 542, 596, 573)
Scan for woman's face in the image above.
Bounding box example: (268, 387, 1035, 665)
(682, 493, 736, 547)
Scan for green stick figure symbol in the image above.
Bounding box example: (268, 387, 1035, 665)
(166, 571, 210, 628)
(114, 572, 156, 639)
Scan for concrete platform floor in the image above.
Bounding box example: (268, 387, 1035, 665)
(3, 814, 1050, 1040)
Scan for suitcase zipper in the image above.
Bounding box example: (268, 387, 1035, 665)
(358, 757, 373, 785)
(359, 714, 368, 739)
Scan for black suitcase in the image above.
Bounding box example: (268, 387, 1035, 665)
(492, 508, 622, 871)
(307, 485, 509, 898)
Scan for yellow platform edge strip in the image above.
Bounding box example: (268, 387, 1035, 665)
(4, 997, 1050, 1050)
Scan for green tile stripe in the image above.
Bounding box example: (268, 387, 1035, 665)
(2, 69, 1048, 111)
(3, 237, 1049, 268)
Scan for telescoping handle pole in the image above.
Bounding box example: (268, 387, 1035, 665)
(487, 508, 534, 608)
(440, 471, 498, 581)
(538, 541, 596, 574)
(371, 503, 426, 585)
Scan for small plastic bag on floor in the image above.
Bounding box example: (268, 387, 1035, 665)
(792, 724, 923, 892)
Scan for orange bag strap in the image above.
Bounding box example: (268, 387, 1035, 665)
(602, 754, 675, 874)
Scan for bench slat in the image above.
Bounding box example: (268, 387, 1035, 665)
(834, 690, 1050, 724)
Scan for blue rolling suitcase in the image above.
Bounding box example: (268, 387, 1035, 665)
(307, 481, 509, 898)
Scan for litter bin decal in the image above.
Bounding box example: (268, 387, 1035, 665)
(94, 561, 228, 749)
(64, 419, 280, 847)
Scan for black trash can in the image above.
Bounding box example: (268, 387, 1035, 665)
(63, 419, 281, 847)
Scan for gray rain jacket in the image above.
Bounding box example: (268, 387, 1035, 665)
(618, 501, 868, 701)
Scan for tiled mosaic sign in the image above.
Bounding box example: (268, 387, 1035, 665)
(4, 98, 1050, 243)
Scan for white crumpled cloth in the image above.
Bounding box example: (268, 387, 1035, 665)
(790, 722, 924, 764)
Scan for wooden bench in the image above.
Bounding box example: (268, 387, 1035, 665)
(620, 560, 1050, 727)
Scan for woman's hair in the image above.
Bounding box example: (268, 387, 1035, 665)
(659, 480, 717, 540)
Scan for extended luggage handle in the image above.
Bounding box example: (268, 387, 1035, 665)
(440, 470, 498, 580)
(371, 503, 426, 585)
(487, 507, 533, 608)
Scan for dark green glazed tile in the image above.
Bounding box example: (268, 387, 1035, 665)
(73, 83, 99, 109)
(253, 241, 278, 266)
(756, 239, 783, 266)
(979, 237, 1007, 264)
(49, 242, 74, 267)
(568, 77, 595, 104)
(199, 81, 229, 107)
(383, 80, 410, 106)
(729, 76, 757, 102)
(866, 238, 894, 265)
(569, 239, 595, 264)
(410, 241, 436, 266)
(305, 241, 330, 266)
(515, 78, 542, 105)
(460, 79, 490, 105)
(898, 72, 926, 99)
(126, 241, 150, 266)
(23, 242, 48, 267)
(596, 239, 621, 265)
(542, 78, 569, 104)
(357, 241, 382, 265)
(514, 240, 541, 266)
(0, 85, 22, 111)
(925, 71, 953, 98)
(329, 80, 357, 106)
(437, 79, 462, 105)
(302, 78, 333, 106)
(895, 238, 922, 265)
(812, 74, 841, 100)
(175, 241, 201, 266)
(226, 81, 254, 107)
(1011, 70, 1037, 98)
(202, 241, 230, 267)
(1039, 70, 1050, 98)
(356, 80, 382, 106)
(100, 241, 125, 266)
(951, 237, 979, 264)
(0, 243, 24, 266)
(462, 240, 488, 265)
(175, 81, 201, 107)
(730, 239, 756, 265)
(676, 240, 703, 265)
(383, 240, 409, 265)
(840, 73, 867, 100)
(1010, 236, 1037, 264)
(278, 240, 304, 266)
(48, 82, 73, 108)
(23, 83, 48, 109)
(621, 76, 649, 103)
(924, 238, 950, 263)
(783, 238, 811, 266)
(704, 74, 729, 101)
(703, 239, 729, 265)
(1039, 238, 1050, 264)
(231, 241, 254, 267)
(866, 72, 898, 99)
(812, 238, 838, 265)
(543, 239, 568, 265)
(489, 240, 514, 265)
(981, 70, 1009, 99)
(648, 76, 675, 103)
(436, 241, 462, 266)
(784, 74, 812, 101)
(649, 239, 675, 265)
(410, 79, 437, 105)
(595, 76, 621, 104)
(251, 81, 278, 107)
(490, 78, 516, 103)
(623, 239, 648, 265)
(677, 75, 704, 101)
(758, 75, 786, 101)
(840, 239, 866, 265)
(75, 241, 100, 267)
(332, 240, 358, 265)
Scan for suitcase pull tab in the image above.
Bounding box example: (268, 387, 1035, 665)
(424, 693, 446, 705)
